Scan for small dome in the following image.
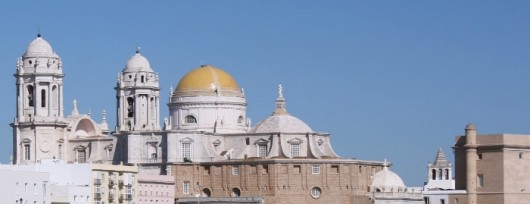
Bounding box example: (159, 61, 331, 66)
(124, 51, 153, 72)
(251, 84, 313, 133)
(23, 35, 57, 58)
(465, 123, 476, 130)
(174, 65, 241, 96)
(252, 114, 313, 133)
(371, 162, 406, 189)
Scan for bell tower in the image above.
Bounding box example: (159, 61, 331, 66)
(11, 34, 67, 164)
(115, 49, 160, 132)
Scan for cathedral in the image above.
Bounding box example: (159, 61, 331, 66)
(11, 35, 393, 204)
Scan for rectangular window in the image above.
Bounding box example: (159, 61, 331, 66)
(58, 144, 62, 159)
(182, 143, 191, 159)
(126, 186, 132, 200)
(77, 150, 86, 163)
(183, 181, 190, 194)
(258, 144, 267, 158)
(232, 165, 240, 175)
(290, 144, 300, 157)
(478, 153, 483, 160)
(294, 165, 301, 174)
(331, 165, 339, 174)
(24, 144, 30, 160)
(312, 165, 320, 174)
(477, 174, 484, 187)
(204, 166, 210, 175)
(440, 199, 445, 204)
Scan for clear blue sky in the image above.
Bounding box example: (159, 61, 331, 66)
(1, 1, 530, 186)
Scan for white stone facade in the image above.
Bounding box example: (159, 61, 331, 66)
(368, 161, 423, 204)
(11, 35, 115, 165)
(0, 169, 51, 204)
(9, 35, 389, 203)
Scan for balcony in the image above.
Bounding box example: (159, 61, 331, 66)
(94, 179, 102, 185)
(123, 193, 133, 200)
(94, 192, 102, 199)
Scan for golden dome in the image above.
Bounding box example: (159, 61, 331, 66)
(175, 65, 242, 96)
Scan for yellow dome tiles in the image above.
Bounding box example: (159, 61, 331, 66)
(175, 65, 240, 94)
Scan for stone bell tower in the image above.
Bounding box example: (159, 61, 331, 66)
(11, 34, 67, 164)
(115, 49, 161, 132)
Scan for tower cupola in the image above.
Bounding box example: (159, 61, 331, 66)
(116, 49, 161, 132)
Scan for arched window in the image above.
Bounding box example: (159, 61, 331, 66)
(41, 89, 46, 107)
(445, 169, 449, 180)
(185, 115, 197, 124)
(127, 97, 134, 117)
(237, 116, 244, 124)
(202, 188, 211, 197)
(150, 97, 156, 120)
(52, 86, 58, 109)
(231, 188, 241, 197)
(141, 75, 145, 83)
(27, 85, 34, 107)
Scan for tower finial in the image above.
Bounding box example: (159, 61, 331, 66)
(71, 99, 79, 116)
(136, 46, 141, 54)
(102, 110, 107, 122)
(272, 84, 288, 115)
(383, 158, 389, 170)
(37, 25, 41, 37)
(100, 110, 109, 131)
(278, 83, 283, 99)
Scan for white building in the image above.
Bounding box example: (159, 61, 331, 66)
(0, 159, 139, 204)
(11, 34, 113, 165)
(422, 149, 465, 204)
(367, 160, 423, 204)
(8, 35, 389, 203)
(112, 61, 342, 174)
(0, 168, 51, 204)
